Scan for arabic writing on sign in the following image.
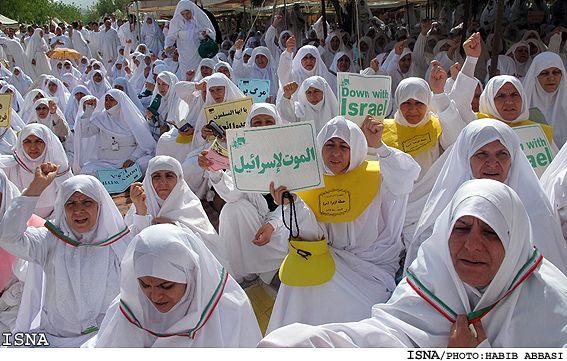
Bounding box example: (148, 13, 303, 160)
(238, 79, 270, 103)
(319, 189, 350, 215)
(0, 93, 13, 128)
(233, 147, 316, 174)
(204, 96, 253, 131)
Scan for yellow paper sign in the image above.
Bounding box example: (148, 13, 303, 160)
(0, 93, 13, 129)
(203, 96, 254, 130)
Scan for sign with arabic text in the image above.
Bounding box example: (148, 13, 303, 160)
(238, 79, 271, 103)
(337, 72, 391, 126)
(514, 124, 555, 178)
(0, 93, 13, 128)
(96, 163, 143, 194)
(227, 121, 324, 193)
(203, 96, 254, 131)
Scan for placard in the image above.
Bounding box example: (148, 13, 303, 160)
(96, 163, 143, 194)
(205, 138, 230, 172)
(514, 124, 555, 178)
(227, 121, 324, 193)
(0, 93, 13, 128)
(238, 79, 271, 103)
(337, 72, 391, 126)
(203, 96, 254, 130)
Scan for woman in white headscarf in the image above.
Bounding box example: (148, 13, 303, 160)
(192, 57, 215, 82)
(232, 43, 278, 101)
(541, 141, 567, 243)
(0, 171, 132, 347)
(141, 14, 165, 56)
(87, 224, 261, 347)
(85, 70, 112, 100)
(408, 118, 567, 275)
(0, 84, 24, 115)
(64, 85, 91, 130)
(145, 71, 180, 140)
(322, 31, 348, 68)
(110, 59, 127, 82)
(522, 52, 567, 147)
(0, 37, 34, 80)
(26, 98, 70, 143)
(198, 103, 289, 286)
(356, 36, 376, 70)
(25, 28, 51, 80)
(279, 75, 338, 133)
(128, 53, 148, 93)
(278, 42, 336, 99)
(265, 116, 420, 332)
(259, 179, 567, 348)
(8, 66, 33, 96)
(0, 124, 72, 218)
(21, 89, 49, 122)
(42, 76, 70, 111)
(112, 77, 145, 112)
(62, 60, 82, 79)
(384, 42, 421, 96)
(505, 41, 532, 78)
(72, 95, 98, 174)
(164, 0, 216, 76)
(213, 61, 238, 84)
(77, 89, 156, 174)
(125, 155, 229, 266)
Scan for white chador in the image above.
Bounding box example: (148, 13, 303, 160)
(77, 89, 156, 174)
(266, 116, 420, 332)
(541, 141, 567, 242)
(259, 180, 567, 348)
(408, 119, 567, 275)
(0, 175, 132, 347)
(86, 224, 262, 347)
(124, 155, 230, 270)
(206, 104, 288, 284)
(0, 124, 72, 218)
(25, 29, 51, 80)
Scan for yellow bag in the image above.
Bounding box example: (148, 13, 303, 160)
(279, 237, 335, 287)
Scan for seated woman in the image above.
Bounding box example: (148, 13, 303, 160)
(85, 70, 112, 100)
(198, 103, 289, 286)
(279, 75, 338, 134)
(125, 155, 229, 268)
(0, 167, 132, 347)
(407, 118, 567, 275)
(522, 52, 567, 147)
(0, 124, 72, 218)
(42, 77, 70, 111)
(112, 77, 145, 113)
(87, 224, 262, 347)
(72, 96, 98, 174)
(145, 71, 180, 140)
(541, 141, 567, 242)
(63, 85, 92, 130)
(266, 116, 420, 332)
(383, 40, 421, 97)
(77, 89, 156, 174)
(213, 61, 238, 84)
(259, 179, 567, 347)
(26, 99, 69, 144)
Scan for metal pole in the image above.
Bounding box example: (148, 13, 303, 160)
(244, 2, 247, 36)
(136, 0, 141, 44)
(489, 0, 505, 78)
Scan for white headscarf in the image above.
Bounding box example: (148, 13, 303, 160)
(506, 41, 532, 77)
(112, 77, 145, 112)
(110, 59, 126, 81)
(26, 98, 69, 136)
(150, 71, 181, 125)
(43, 76, 70, 110)
(85, 70, 112, 100)
(323, 32, 348, 67)
(521, 52, 567, 146)
(64, 85, 91, 129)
(295, 76, 338, 134)
(72, 95, 98, 174)
(384, 47, 420, 95)
(329, 51, 355, 75)
(0, 84, 24, 114)
(479, 75, 530, 124)
(485, 55, 518, 84)
(193, 58, 216, 82)
(0, 169, 20, 291)
(92, 224, 261, 347)
(410, 118, 567, 274)
(244, 102, 282, 128)
(213, 61, 238, 84)
(8, 66, 33, 96)
(242, 46, 278, 98)
(317, 116, 367, 175)
(129, 53, 148, 93)
(393, 77, 432, 127)
(141, 14, 165, 56)
(169, 0, 215, 48)
(21, 88, 48, 121)
(290, 45, 336, 93)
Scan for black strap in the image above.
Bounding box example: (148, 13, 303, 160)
(281, 191, 311, 260)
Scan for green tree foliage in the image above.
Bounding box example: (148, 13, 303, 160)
(2, 0, 83, 24)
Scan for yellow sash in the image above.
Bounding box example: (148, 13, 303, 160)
(476, 113, 553, 144)
(296, 161, 380, 223)
(381, 117, 442, 157)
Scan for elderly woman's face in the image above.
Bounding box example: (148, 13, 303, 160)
(537, 67, 562, 93)
(157, 78, 169, 96)
(470, 140, 511, 183)
(449, 215, 505, 288)
(399, 53, 412, 73)
(209, 86, 225, 103)
(399, 98, 427, 124)
(301, 53, 317, 71)
(151, 170, 177, 200)
(322, 137, 350, 175)
(250, 113, 276, 127)
(138, 276, 187, 313)
(64, 191, 99, 233)
(514, 46, 529, 63)
(305, 86, 323, 105)
(494, 82, 523, 121)
(22, 134, 45, 159)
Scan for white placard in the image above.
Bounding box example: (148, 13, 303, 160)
(337, 72, 391, 126)
(514, 124, 555, 178)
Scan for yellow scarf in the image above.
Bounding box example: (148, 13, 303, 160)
(296, 161, 380, 223)
(381, 117, 442, 157)
(476, 113, 553, 144)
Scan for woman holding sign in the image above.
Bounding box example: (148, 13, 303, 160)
(407, 118, 567, 275)
(232, 40, 279, 102)
(266, 115, 420, 331)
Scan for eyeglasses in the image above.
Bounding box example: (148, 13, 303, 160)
(35, 107, 49, 111)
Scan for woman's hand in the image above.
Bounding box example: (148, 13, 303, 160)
(48, 100, 57, 114)
(235, 39, 244, 51)
(185, 69, 195, 81)
(178, 127, 194, 136)
(145, 109, 153, 120)
(23, 163, 60, 197)
(198, 149, 214, 171)
(429, 60, 448, 95)
(286, 36, 296, 54)
(201, 124, 213, 140)
(130, 182, 147, 215)
(394, 39, 407, 56)
(122, 159, 135, 168)
(283, 81, 298, 99)
(269, 181, 296, 205)
(195, 80, 207, 91)
(463, 32, 482, 58)
(253, 223, 274, 246)
(450, 62, 461, 81)
(448, 315, 486, 348)
(370, 58, 380, 72)
(362, 115, 384, 148)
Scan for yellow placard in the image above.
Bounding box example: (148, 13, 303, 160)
(203, 96, 253, 130)
(0, 93, 13, 129)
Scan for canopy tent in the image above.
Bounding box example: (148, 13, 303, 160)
(0, 14, 18, 25)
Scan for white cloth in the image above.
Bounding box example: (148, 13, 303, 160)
(384, 47, 421, 96)
(267, 116, 420, 332)
(506, 41, 532, 77)
(329, 51, 355, 74)
(149, 71, 181, 129)
(541, 141, 567, 242)
(25, 29, 51, 80)
(522, 52, 567, 146)
(21, 89, 48, 122)
(485, 56, 517, 84)
(409, 118, 567, 275)
(85, 70, 111, 100)
(72, 95, 98, 174)
(42, 76, 70, 111)
(7, 67, 33, 96)
(63, 85, 91, 129)
(232, 46, 278, 99)
(259, 179, 567, 348)
(100, 27, 121, 73)
(112, 77, 144, 112)
(0, 175, 131, 347)
(87, 224, 261, 347)
(322, 32, 348, 68)
(141, 15, 165, 56)
(26, 98, 70, 142)
(0, 38, 34, 80)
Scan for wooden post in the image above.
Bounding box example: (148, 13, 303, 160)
(489, 0, 505, 78)
(322, 0, 327, 40)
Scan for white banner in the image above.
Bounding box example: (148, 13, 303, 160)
(337, 72, 391, 126)
(514, 124, 555, 178)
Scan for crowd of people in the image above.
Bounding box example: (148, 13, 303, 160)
(0, 0, 567, 348)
